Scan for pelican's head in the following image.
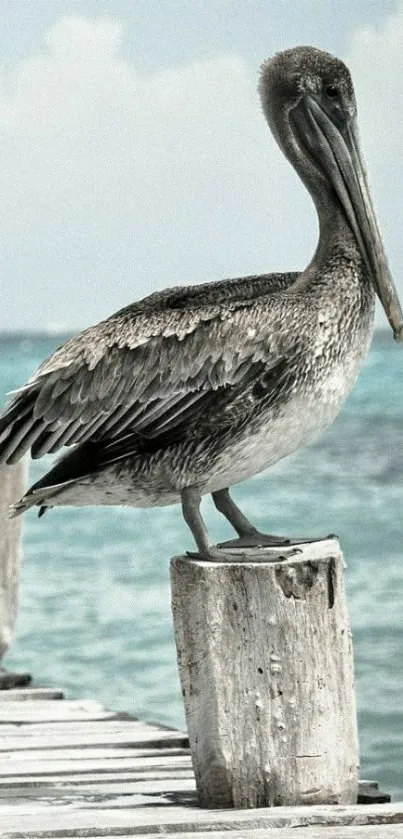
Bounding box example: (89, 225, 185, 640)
(259, 46, 403, 341)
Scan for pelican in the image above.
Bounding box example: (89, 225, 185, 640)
(0, 46, 402, 560)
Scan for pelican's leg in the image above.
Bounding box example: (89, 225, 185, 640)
(182, 487, 298, 561)
(212, 488, 325, 548)
(181, 486, 241, 560)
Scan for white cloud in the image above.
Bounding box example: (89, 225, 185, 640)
(346, 1, 403, 316)
(2, 10, 402, 332)
(0, 16, 313, 331)
(45, 16, 123, 58)
(347, 3, 403, 158)
(0, 17, 133, 139)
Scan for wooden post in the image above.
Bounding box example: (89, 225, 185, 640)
(171, 539, 359, 809)
(0, 463, 26, 661)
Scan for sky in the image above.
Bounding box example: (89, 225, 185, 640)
(0, 0, 402, 331)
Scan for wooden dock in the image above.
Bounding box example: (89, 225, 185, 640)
(0, 687, 401, 838)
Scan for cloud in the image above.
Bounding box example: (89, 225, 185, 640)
(45, 16, 123, 58)
(0, 18, 132, 139)
(0, 16, 313, 331)
(347, 2, 403, 160)
(1, 10, 403, 332)
(346, 2, 403, 299)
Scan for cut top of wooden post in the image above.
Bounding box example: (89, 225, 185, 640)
(171, 539, 359, 810)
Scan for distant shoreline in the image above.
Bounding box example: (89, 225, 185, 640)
(0, 331, 73, 341)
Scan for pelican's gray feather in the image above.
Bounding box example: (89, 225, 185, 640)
(1, 47, 401, 562)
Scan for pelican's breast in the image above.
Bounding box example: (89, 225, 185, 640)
(204, 310, 374, 493)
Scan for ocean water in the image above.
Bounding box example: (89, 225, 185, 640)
(0, 330, 402, 799)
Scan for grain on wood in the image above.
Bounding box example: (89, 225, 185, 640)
(54, 828, 403, 839)
(0, 687, 63, 701)
(1, 796, 403, 836)
(0, 462, 25, 660)
(0, 698, 114, 723)
(171, 540, 358, 809)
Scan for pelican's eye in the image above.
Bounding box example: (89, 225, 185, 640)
(325, 84, 339, 99)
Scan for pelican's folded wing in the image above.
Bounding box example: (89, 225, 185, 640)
(0, 289, 300, 465)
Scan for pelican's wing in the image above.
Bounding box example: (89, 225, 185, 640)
(0, 286, 299, 465)
(129, 270, 300, 312)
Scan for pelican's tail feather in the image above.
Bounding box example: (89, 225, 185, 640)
(9, 440, 98, 518)
(9, 479, 78, 518)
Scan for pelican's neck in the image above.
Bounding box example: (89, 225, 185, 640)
(311, 195, 365, 274)
(299, 198, 375, 341)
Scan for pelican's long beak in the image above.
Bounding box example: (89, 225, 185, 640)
(294, 95, 403, 341)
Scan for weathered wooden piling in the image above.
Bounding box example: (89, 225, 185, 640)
(0, 463, 26, 662)
(171, 539, 359, 809)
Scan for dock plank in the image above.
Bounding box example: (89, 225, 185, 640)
(0, 752, 191, 776)
(0, 745, 189, 761)
(0, 800, 403, 837)
(0, 776, 197, 799)
(14, 832, 403, 839)
(0, 718, 181, 736)
(0, 688, 64, 701)
(0, 699, 114, 722)
(0, 728, 188, 750)
(0, 687, 400, 838)
(0, 768, 194, 787)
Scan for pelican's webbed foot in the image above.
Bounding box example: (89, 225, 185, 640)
(186, 546, 300, 563)
(212, 488, 333, 548)
(217, 533, 325, 549)
(218, 533, 291, 549)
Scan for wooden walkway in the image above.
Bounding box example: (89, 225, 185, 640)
(0, 688, 401, 838)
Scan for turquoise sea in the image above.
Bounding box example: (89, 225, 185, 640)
(0, 330, 402, 799)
